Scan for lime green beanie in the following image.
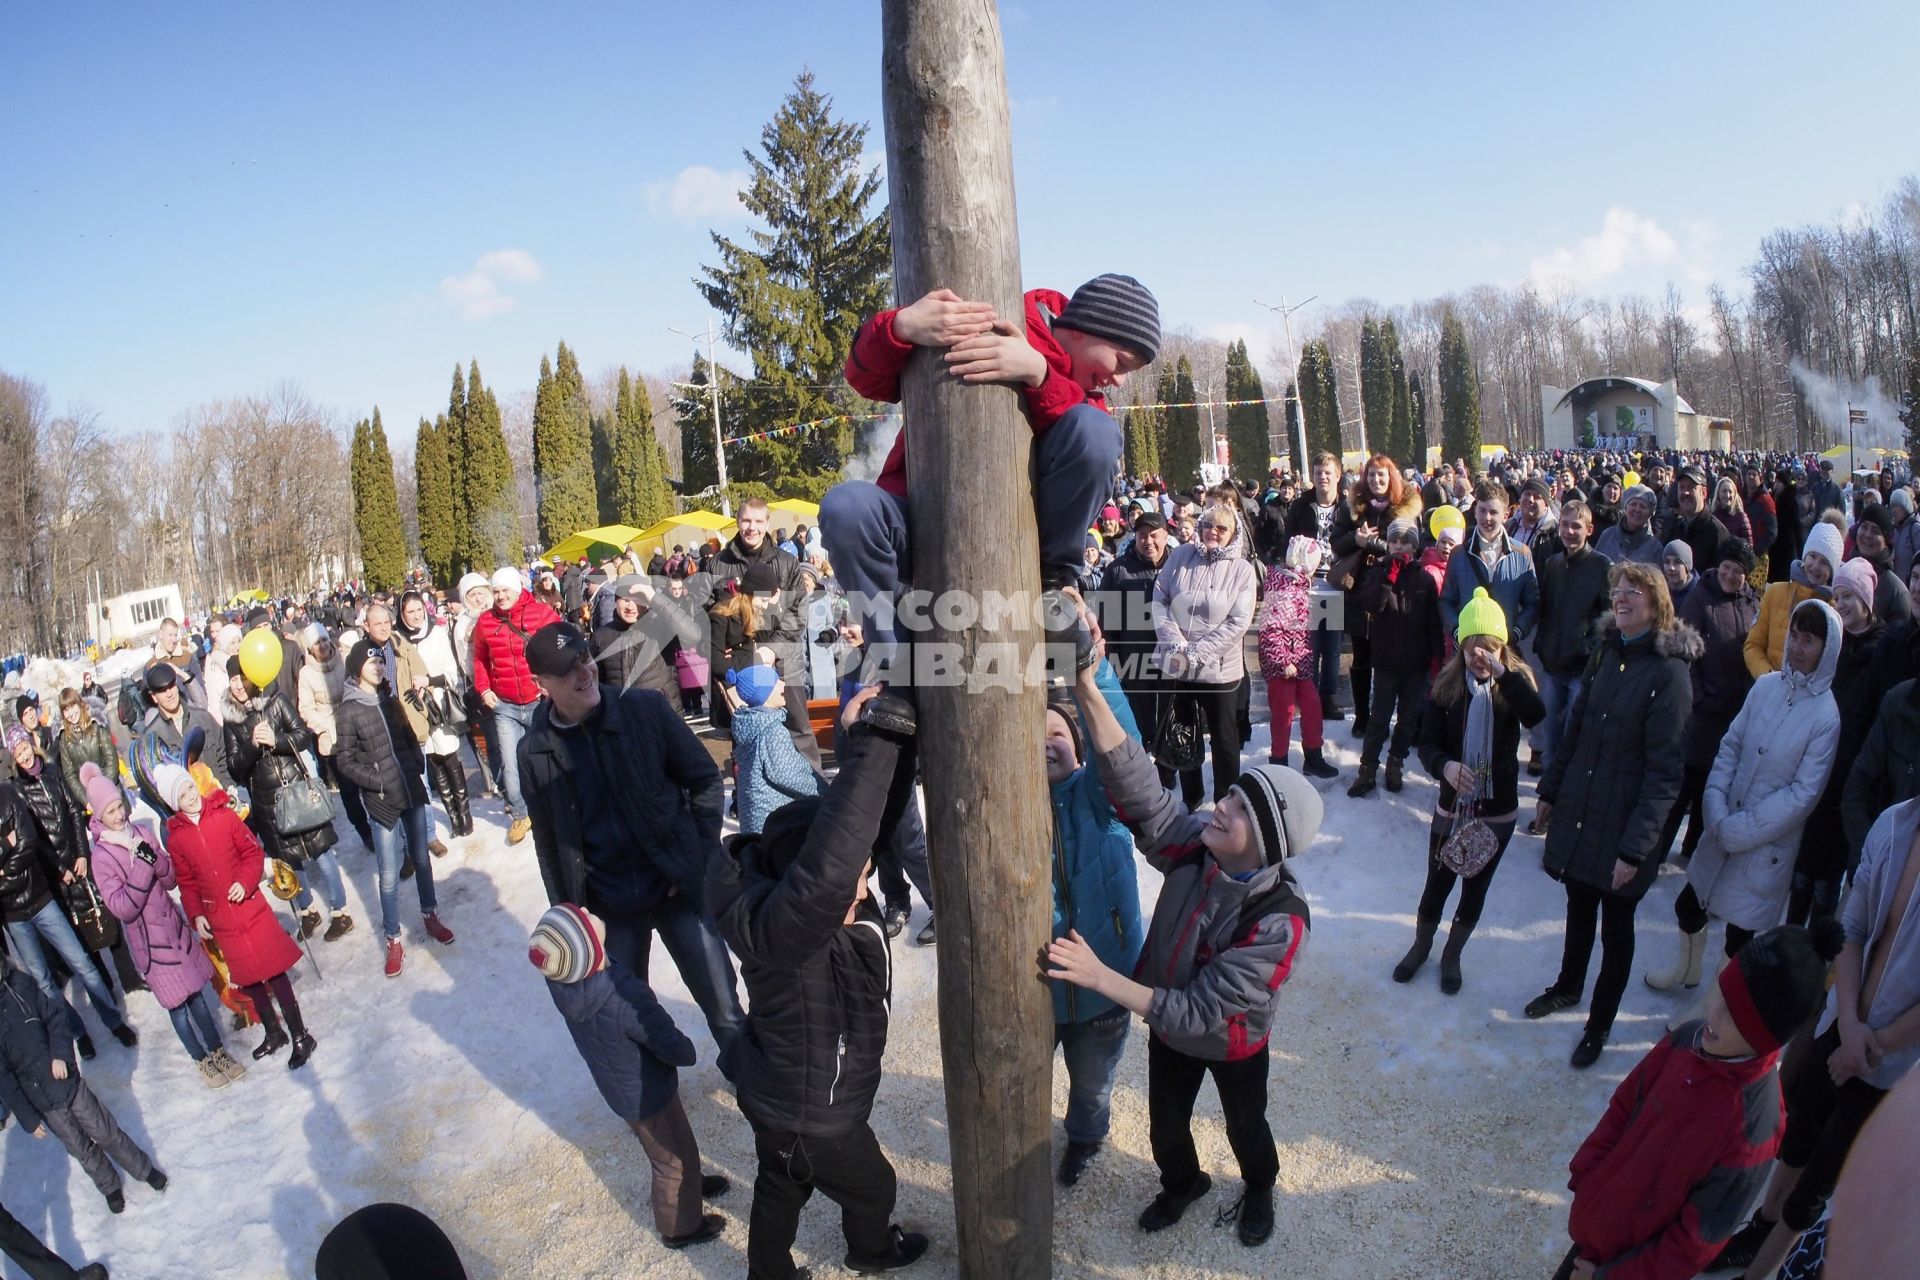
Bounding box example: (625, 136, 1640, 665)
(1456, 587, 1508, 645)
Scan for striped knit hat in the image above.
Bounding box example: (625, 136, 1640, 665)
(528, 903, 605, 984)
(1228, 764, 1324, 866)
(1057, 274, 1161, 363)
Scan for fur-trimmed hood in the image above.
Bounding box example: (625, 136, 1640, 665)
(1347, 485, 1423, 525)
(1595, 614, 1706, 663)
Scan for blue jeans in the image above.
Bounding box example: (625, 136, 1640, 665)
(372, 805, 435, 939)
(820, 480, 913, 650)
(1311, 624, 1344, 708)
(292, 849, 347, 913)
(602, 898, 745, 1079)
(1056, 1008, 1132, 1144)
(1537, 670, 1584, 775)
(167, 986, 222, 1060)
(3, 899, 126, 1031)
(492, 699, 538, 821)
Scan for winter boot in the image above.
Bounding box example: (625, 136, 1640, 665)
(287, 1032, 317, 1070)
(1037, 585, 1097, 684)
(252, 1022, 289, 1061)
(1711, 1216, 1776, 1271)
(298, 908, 322, 939)
(1300, 746, 1340, 780)
(1439, 919, 1476, 995)
(423, 912, 455, 945)
(1058, 1140, 1101, 1186)
(110, 1023, 138, 1048)
(1138, 1171, 1212, 1232)
(1570, 1030, 1608, 1069)
(198, 1056, 231, 1090)
(146, 1169, 167, 1192)
(323, 912, 355, 942)
(1644, 927, 1707, 992)
(508, 816, 532, 845)
(1235, 1183, 1275, 1247)
(1392, 917, 1438, 983)
(1347, 763, 1378, 798)
(76, 1033, 96, 1060)
(844, 1224, 931, 1274)
(385, 937, 405, 979)
(1384, 755, 1404, 792)
(447, 765, 472, 837)
(428, 835, 449, 858)
(213, 1047, 248, 1081)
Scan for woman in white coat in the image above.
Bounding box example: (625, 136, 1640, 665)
(1646, 598, 1842, 991)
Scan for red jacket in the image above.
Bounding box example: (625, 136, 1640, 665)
(471, 591, 563, 706)
(166, 790, 302, 988)
(1566, 1023, 1783, 1280)
(844, 287, 1102, 499)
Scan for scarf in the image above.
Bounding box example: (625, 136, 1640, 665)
(1461, 673, 1495, 787)
(315, 647, 346, 704)
(400, 612, 437, 647)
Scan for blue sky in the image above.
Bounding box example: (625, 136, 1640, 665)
(4, 0, 1915, 439)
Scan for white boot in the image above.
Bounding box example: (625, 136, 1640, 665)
(1644, 928, 1707, 992)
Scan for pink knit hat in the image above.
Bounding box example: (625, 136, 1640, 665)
(1835, 557, 1878, 610)
(78, 762, 122, 816)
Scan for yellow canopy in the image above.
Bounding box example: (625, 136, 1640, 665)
(630, 511, 737, 560)
(546, 525, 646, 563)
(229, 589, 269, 605)
(1820, 444, 1853, 460)
(766, 498, 820, 525)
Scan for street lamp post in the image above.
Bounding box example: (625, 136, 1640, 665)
(1255, 294, 1316, 470)
(670, 321, 731, 517)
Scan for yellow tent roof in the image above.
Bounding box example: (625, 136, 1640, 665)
(767, 498, 820, 523)
(630, 511, 738, 560)
(546, 524, 646, 562)
(230, 589, 269, 605)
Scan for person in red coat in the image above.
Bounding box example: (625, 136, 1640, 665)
(1553, 920, 1843, 1280)
(156, 763, 316, 1070)
(470, 566, 562, 845)
(821, 276, 1160, 681)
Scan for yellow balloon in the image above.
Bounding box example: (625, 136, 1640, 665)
(1427, 504, 1466, 540)
(238, 628, 284, 688)
(1621, 470, 1641, 489)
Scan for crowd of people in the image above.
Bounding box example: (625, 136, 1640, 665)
(0, 272, 1916, 1279)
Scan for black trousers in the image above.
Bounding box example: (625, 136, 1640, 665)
(1349, 632, 1374, 726)
(1174, 680, 1242, 807)
(1147, 1033, 1278, 1192)
(748, 1123, 897, 1280)
(1777, 1023, 1891, 1231)
(1416, 817, 1518, 926)
(1361, 667, 1427, 769)
(1553, 882, 1641, 1038)
(0, 1201, 90, 1280)
(1672, 884, 1754, 958)
(1655, 763, 1710, 860)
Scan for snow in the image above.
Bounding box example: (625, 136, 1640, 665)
(2, 696, 1711, 1279)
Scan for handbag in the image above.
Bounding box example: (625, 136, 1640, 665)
(271, 756, 335, 837)
(66, 876, 121, 952)
(1152, 695, 1206, 774)
(1437, 780, 1500, 878)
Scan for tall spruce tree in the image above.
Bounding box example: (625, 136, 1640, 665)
(697, 71, 891, 484)
(1358, 317, 1398, 461)
(674, 354, 728, 497)
(350, 409, 407, 591)
(1223, 339, 1272, 480)
(1159, 356, 1204, 488)
(460, 361, 518, 569)
(1408, 372, 1430, 465)
(1297, 341, 1343, 462)
(610, 366, 675, 528)
(445, 365, 472, 576)
(416, 415, 456, 586)
(532, 345, 600, 547)
(1122, 393, 1161, 480)
(1438, 309, 1483, 470)
(1384, 321, 1414, 468)
(1902, 343, 1920, 469)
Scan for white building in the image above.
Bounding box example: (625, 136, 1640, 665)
(1541, 376, 1732, 452)
(87, 583, 183, 648)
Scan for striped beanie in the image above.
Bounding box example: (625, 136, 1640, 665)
(1228, 763, 1324, 866)
(528, 903, 605, 984)
(1057, 274, 1161, 363)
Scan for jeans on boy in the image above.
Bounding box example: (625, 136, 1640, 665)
(1056, 1007, 1131, 1145)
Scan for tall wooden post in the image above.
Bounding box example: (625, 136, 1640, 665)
(879, 2, 1054, 1276)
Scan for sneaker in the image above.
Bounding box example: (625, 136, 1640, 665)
(213, 1047, 248, 1082)
(844, 1224, 930, 1274)
(915, 916, 936, 946)
(287, 1032, 316, 1070)
(701, 1174, 731, 1200)
(661, 1212, 726, 1249)
(882, 903, 909, 939)
(1570, 1031, 1607, 1070)
(1057, 1139, 1101, 1186)
(198, 1056, 231, 1090)
(1138, 1171, 1212, 1232)
(1711, 1216, 1776, 1271)
(146, 1168, 168, 1192)
(429, 837, 449, 858)
(323, 912, 355, 942)
(1234, 1183, 1275, 1247)
(1524, 987, 1580, 1019)
(385, 938, 405, 978)
(77, 1033, 97, 1060)
(110, 1023, 138, 1048)
(422, 913, 455, 945)
(508, 817, 533, 845)
(106, 1191, 125, 1215)
(298, 908, 323, 939)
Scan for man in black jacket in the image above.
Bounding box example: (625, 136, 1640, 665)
(1668, 466, 1732, 574)
(591, 577, 699, 700)
(1096, 510, 1173, 736)
(519, 623, 744, 1076)
(1532, 500, 1612, 784)
(709, 499, 818, 762)
(707, 686, 929, 1280)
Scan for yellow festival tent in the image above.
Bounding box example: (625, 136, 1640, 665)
(766, 498, 820, 525)
(630, 511, 737, 561)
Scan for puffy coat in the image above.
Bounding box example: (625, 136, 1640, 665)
(1440, 530, 1539, 640)
(1794, 619, 1886, 883)
(1534, 545, 1614, 676)
(1049, 671, 1144, 1025)
(1330, 487, 1424, 639)
(1566, 1022, 1782, 1280)
(166, 790, 301, 987)
(224, 691, 337, 864)
(0, 782, 59, 924)
(522, 687, 723, 910)
(1098, 541, 1172, 684)
(296, 652, 346, 755)
(1151, 538, 1258, 684)
(8, 767, 111, 950)
(1353, 555, 1443, 674)
(590, 618, 681, 703)
(1256, 564, 1315, 681)
(1415, 666, 1547, 818)
(56, 720, 121, 816)
(1093, 734, 1309, 1061)
(1671, 510, 1732, 576)
(545, 964, 698, 1123)
(1744, 578, 1821, 679)
(471, 590, 564, 706)
(90, 817, 215, 1011)
(1539, 620, 1702, 900)
(1688, 602, 1842, 932)
(331, 684, 428, 830)
(1677, 572, 1761, 771)
(707, 726, 905, 1137)
(1843, 676, 1920, 859)
(1593, 520, 1664, 568)
(732, 705, 827, 836)
(0, 969, 83, 1132)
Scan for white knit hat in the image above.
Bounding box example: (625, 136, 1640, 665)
(456, 572, 490, 600)
(489, 566, 523, 592)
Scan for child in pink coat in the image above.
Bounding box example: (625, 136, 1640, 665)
(1258, 536, 1340, 779)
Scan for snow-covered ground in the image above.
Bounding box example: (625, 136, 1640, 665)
(1, 690, 1710, 1279)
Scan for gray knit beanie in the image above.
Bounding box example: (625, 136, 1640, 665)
(1663, 539, 1694, 571)
(1056, 274, 1161, 363)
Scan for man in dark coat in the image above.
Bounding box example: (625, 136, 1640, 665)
(590, 577, 697, 702)
(132, 663, 232, 818)
(519, 623, 744, 1076)
(707, 687, 929, 1280)
(1659, 539, 1761, 862)
(1669, 467, 1733, 574)
(709, 498, 818, 761)
(1532, 499, 1613, 779)
(1096, 511, 1174, 734)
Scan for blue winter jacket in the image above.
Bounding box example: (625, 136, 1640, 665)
(545, 963, 699, 1123)
(1440, 531, 1540, 640)
(1050, 661, 1144, 1025)
(733, 704, 827, 836)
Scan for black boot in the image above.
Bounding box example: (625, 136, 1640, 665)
(1383, 755, 1404, 792)
(1347, 764, 1377, 798)
(1439, 919, 1475, 995)
(1392, 917, 1438, 983)
(446, 757, 472, 836)
(252, 1005, 288, 1060)
(1711, 1216, 1776, 1270)
(1300, 747, 1339, 780)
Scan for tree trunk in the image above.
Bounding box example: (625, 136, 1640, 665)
(879, 3, 1054, 1275)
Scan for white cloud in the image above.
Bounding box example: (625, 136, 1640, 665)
(439, 248, 545, 321)
(1528, 207, 1679, 289)
(647, 165, 749, 222)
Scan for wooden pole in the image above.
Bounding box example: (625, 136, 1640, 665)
(879, 3, 1054, 1276)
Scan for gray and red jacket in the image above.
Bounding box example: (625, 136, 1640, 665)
(1093, 735, 1308, 1061)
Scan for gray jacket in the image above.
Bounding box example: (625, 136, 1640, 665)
(1819, 795, 1920, 1089)
(1151, 539, 1258, 684)
(1092, 735, 1309, 1061)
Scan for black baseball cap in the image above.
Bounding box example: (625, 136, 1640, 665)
(1133, 509, 1169, 533)
(145, 663, 179, 692)
(525, 622, 594, 678)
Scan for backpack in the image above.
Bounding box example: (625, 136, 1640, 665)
(117, 678, 149, 729)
